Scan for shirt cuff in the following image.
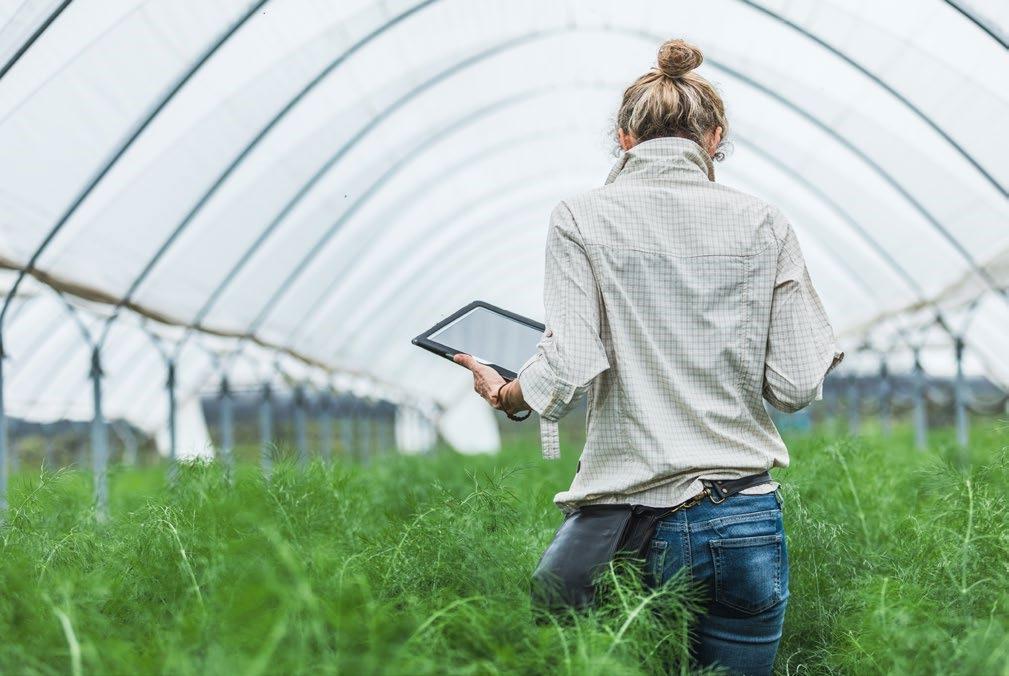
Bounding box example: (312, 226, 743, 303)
(517, 353, 572, 421)
(815, 349, 845, 401)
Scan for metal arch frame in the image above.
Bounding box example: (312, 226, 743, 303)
(1, 10, 1000, 452)
(210, 25, 984, 365)
(320, 116, 957, 372)
(2, 291, 82, 378)
(15, 13, 1000, 359)
(730, 137, 927, 300)
(5, 287, 99, 411)
(0, 0, 72, 80)
(350, 153, 910, 372)
(696, 42, 1008, 302)
(373, 169, 928, 379)
(0, 0, 268, 343)
(371, 250, 558, 383)
(90, 32, 582, 401)
(117, 339, 251, 446)
(312, 145, 895, 362)
(14, 306, 191, 435)
(80, 5, 1005, 360)
(132, 321, 179, 462)
(42, 320, 206, 447)
(0, 0, 264, 516)
(280, 124, 577, 344)
(17, 314, 152, 417)
(278, 88, 605, 348)
(92, 0, 442, 353)
(283, 138, 602, 348)
(314, 174, 591, 353)
(730, 136, 952, 349)
(0, 1, 148, 126)
(737, 0, 1009, 199)
(181, 27, 567, 363)
(376, 242, 545, 380)
(284, 52, 968, 356)
(721, 170, 898, 306)
(942, 0, 1009, 49)
(210, 25, 1009, 366)
(330, 191, 581, 359)
(4, 5, 1002, 309)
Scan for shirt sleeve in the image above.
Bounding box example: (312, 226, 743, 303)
(763, 214, 844, 413)
(518, 202, 610, 438)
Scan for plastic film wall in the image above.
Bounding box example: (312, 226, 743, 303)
(0, 0, 1007, 460)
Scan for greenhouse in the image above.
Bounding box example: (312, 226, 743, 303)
(1, 1, 1008, 673)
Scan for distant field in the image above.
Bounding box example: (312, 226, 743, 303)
(1, 421, 1007, 674)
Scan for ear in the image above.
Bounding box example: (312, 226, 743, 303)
(618, 128, 636, 151)
(706, 126, 723, 156)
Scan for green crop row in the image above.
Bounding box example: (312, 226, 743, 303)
(0, 420, 1006, 674)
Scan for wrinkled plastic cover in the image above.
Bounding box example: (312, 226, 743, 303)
(1, 0, 1006, 454)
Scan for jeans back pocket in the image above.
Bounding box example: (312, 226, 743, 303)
(710, 534, 785, 614)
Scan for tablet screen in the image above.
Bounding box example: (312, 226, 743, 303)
(427, 305, 543, 375)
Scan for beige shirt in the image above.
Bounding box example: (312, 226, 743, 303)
(518, 137, 843, 511)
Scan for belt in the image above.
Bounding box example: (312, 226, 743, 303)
(661, 471, 774, 516)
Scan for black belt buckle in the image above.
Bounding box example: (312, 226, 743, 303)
(705, 480, 729, 504)
(701, 471, 772, 505)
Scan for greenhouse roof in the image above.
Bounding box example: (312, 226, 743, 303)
(1, 0, 1007, 452)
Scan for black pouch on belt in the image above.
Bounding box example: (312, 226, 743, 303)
(530, 471, 771, 613)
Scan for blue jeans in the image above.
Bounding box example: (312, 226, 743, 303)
(644, 492, 788, 676)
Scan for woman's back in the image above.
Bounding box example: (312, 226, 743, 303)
(528, 135, 837, 511)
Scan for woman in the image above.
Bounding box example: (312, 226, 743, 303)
(455, 39, 842, 675)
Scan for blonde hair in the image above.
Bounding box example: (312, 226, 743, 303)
(616, 39, 729, 160)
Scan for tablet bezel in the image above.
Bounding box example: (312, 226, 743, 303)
(411, 300, 545, 380)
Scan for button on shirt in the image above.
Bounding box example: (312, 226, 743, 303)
(517, 137, 844, 512)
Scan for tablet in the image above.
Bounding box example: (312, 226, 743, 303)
(412, 300, 546, 380)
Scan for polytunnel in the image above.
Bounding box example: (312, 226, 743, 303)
(1, 0, 1008, 514)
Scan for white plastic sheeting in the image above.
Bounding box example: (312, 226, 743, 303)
(1, 0, 1007, 455)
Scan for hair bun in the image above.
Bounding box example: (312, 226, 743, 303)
(656, 39, 703, 79)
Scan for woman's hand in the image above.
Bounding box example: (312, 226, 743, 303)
(453, 353, 507, 409)
(454, 354, 531, 415)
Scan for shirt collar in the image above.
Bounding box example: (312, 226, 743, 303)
(605, 136, 715, 185)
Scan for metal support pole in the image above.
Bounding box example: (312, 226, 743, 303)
(44, 428, 56, 470)
(382, 407, 394, 454)
(259, 383, 273, 476)
(365, 404, 376, 462)
(294, 384, 308, 468)
(166, 359, 178, 465)
(823, 380, 837, 427)
(954, 337, 969, 450)
(340, 397, 353, 462)
(356, 403, 366, 460)
(392, 408, 399, 453)
(90, 347, 110, 520)
(1, 352, 9, 516)
(847, 375, 861, 436)
(877, 357, 891, 436)
(912, 349, 928, 450)
(319, 391, 333, 466)
(219, 376, 234, 471)
(8, 423, 17, 476)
